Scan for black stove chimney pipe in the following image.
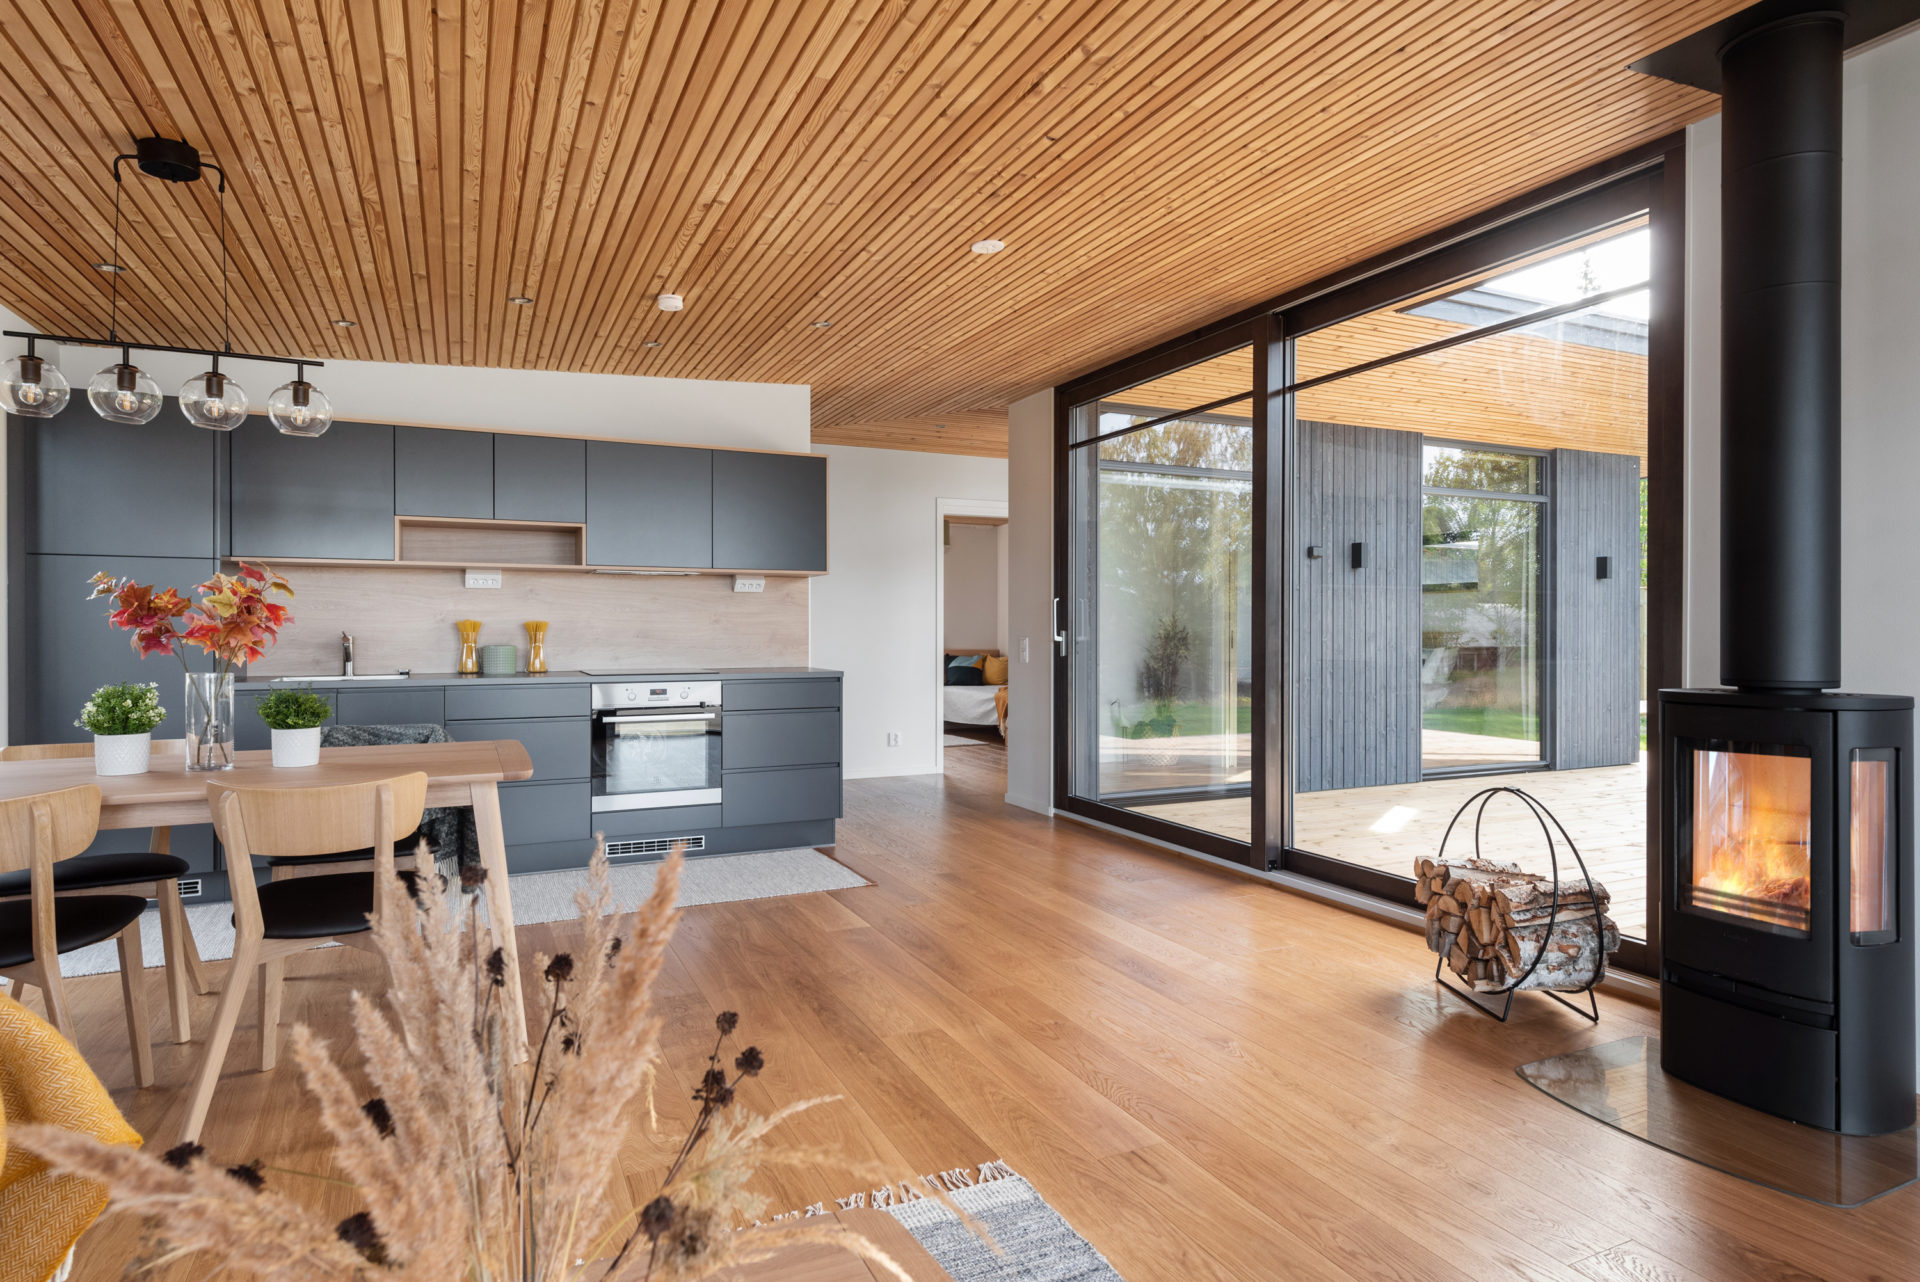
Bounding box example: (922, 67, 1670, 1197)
(1718, 11, 1843, 692)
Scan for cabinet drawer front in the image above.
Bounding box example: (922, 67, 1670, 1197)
(723, 710, 840, 770)
(447, 717, 589, 782)
(444, 683, 589, 720)
(593, 804, 724, 841)
(498, 781, 591, 848)
(722, 679, 841, 711)
(335, 687, 446, 728)
(721, 766, 842, 827)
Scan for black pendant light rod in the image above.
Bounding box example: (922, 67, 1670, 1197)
(2, 330, 324, 369)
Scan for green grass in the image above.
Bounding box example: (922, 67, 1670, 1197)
(1421, 705, 1539, 744)
(1112, 697, 1252, 738)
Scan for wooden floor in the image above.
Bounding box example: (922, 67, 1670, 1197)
(41, 744, 1918, 1281)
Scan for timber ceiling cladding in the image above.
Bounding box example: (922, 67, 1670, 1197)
(0, 1, 1734, 458)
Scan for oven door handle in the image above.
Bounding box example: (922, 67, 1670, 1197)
(599, 711, 719, 723)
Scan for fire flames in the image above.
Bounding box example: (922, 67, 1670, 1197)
(1690, 750, 1812, 924)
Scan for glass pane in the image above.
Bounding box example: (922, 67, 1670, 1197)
(1289, 287, 1651, 939)
(1852, 752, 1896, 944)
(1067, 416, 1252, 843)
(1680, 744, 1812, 937)
(1293, 219, 1649, 384)
(1074, 345, 1252, 441)
(1420, 490, 1541, 768)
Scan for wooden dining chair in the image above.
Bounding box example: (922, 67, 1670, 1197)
(182, 773, 429, 1143)
(0, 741, 211, 1043)
(245, 725, 451, 881)
(0, 783, 153, 1087)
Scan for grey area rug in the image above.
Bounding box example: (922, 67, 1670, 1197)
(787, 1163, 1124, 1281)
(55, 848, 869, 978)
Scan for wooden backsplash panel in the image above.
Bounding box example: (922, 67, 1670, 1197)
(249, 566, 809, 676)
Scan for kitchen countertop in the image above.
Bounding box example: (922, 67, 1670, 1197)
(236, 666, 841, 691)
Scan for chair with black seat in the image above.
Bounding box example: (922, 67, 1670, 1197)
(0, 741, 209, 1044)
(251, 724, 461, 881)
(182, 772, 428, 1143)
(0, 783, 154, 1087)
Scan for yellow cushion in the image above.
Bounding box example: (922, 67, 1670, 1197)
(982, 655, 1009, 685)
(0, 992, 141, 1282)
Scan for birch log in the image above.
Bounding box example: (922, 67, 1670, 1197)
(1416, 856, 1620, 993)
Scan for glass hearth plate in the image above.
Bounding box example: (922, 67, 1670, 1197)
(1516, 1036, 1918, 1207)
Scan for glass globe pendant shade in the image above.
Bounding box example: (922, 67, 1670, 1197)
(0, 352, 70, 417)
(87, 357, 163, 424)
(179, 367, 249, 431)
(267, 375, 332, 437)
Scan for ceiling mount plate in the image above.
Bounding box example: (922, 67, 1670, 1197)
(134, 135, 203, 183)
(1630, 0, 1920, 91)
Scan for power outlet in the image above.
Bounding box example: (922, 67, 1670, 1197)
(886, 732, 901, 748)
(733, 575, 766, 593)
(464, 568, 503, 590)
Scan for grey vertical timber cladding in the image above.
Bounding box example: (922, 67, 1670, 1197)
(584, 442, 712, 567)
(231, 421, 396, 560)
(711, 451, 828, 571)
(1551, 449, 1642, 770)
(1292, 421, 1421, 793)
(395, 426, 494, 517)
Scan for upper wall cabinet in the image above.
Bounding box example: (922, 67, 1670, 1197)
(396, 426, 493, 518)
(495, 434, 585, 522)
(231, 421, 396, 561)
(11, 401, 218, 558)
(585, 442, 712, 568)
(712, 451, 827, 572)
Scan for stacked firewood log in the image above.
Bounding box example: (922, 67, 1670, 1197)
(1416, 856, 1620, 993)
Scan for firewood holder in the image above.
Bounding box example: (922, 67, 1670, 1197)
(1429, 787, 1604, 1024)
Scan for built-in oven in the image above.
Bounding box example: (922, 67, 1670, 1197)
(590, 681, 723, 812)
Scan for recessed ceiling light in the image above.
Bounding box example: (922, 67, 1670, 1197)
(811, 320, 833, 329)
(508, 295, 534, 306)
(970, 239, 1005, 255)
(94, 261, 125, 273)
(332, 319, 357, 328)
(642, 340, 662, 349)
(657, 293, 684, 312)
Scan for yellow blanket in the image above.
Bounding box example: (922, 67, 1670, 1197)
(0, 992, 141, 1282)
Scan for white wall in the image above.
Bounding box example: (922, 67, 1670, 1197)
(809, 444, 1009, 778)
(1684, 26, 1920, 1060)
(1004, 388, 1055, 812)
(943, 523, 1003, 651)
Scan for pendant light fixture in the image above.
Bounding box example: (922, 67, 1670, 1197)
(0, 337, 70, 417)
(267, 362, 332, 437)
(3, 137, 325, 433)
(87, 347, 163, 423)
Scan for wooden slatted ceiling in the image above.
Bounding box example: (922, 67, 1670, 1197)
(0, 1, 1731, 459)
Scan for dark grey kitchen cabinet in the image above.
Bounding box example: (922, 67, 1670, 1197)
(11, 400, 218, 558)
(231, 421, 395, 560)
(494, 434, 585, 522)
(723, 710, 841, 771)
(585, 442, 712, 568)
(721, 765, 842, 827)
(10, 552, 219, 865)
(337, 686, 446, 727)
(711, 450, 828, 572)
(446, 717, 590, 783)
(396, 427, 493, 517)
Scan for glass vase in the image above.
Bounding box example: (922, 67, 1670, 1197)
(184, 671, 236, 771)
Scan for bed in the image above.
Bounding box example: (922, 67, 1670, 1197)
(943, 648, 1009, 736)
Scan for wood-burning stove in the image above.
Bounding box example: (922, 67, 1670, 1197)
(1660, 691, 1914, 1135)
(1644, 3, 1917, 1137)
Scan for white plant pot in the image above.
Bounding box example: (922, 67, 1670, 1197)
(270, 725, 323, 768)
(93, 731, 152, 777)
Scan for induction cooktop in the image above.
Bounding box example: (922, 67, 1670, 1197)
(577, 669, 718, 676)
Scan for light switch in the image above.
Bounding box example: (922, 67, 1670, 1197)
(1020, 637, 1030, 662)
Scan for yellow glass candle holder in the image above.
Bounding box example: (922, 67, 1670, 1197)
(456, 619, 482, 674)
(524, 620, 549, 674)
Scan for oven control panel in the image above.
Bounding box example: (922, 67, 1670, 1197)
(591, 681, 722, 711)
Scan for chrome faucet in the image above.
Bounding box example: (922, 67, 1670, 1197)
(342, 632, 355, 678)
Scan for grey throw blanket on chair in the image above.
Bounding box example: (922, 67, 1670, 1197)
(320, 722, 478, 875)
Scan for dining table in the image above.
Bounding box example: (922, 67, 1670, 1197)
(0, 739, 536, 1054)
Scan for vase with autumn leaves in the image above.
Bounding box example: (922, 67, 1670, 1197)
(89, 562, 294, 771)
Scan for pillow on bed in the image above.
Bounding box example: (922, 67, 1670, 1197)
(947, 653, 983, 668)
(981, 655, 1008, 684)
(946, 663, 985, 686)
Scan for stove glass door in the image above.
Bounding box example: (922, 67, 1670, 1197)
(1851, 749, 1897, 945)
(1678, 741, 1812, 937)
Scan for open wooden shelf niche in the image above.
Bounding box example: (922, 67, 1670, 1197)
(394, 515, 585, 569)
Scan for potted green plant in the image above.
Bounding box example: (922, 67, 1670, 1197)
(75, 681, 166, 776)
(255, 686, 332, 768)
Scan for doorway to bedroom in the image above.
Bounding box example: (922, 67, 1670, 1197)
(936, 499, 1009, 775)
